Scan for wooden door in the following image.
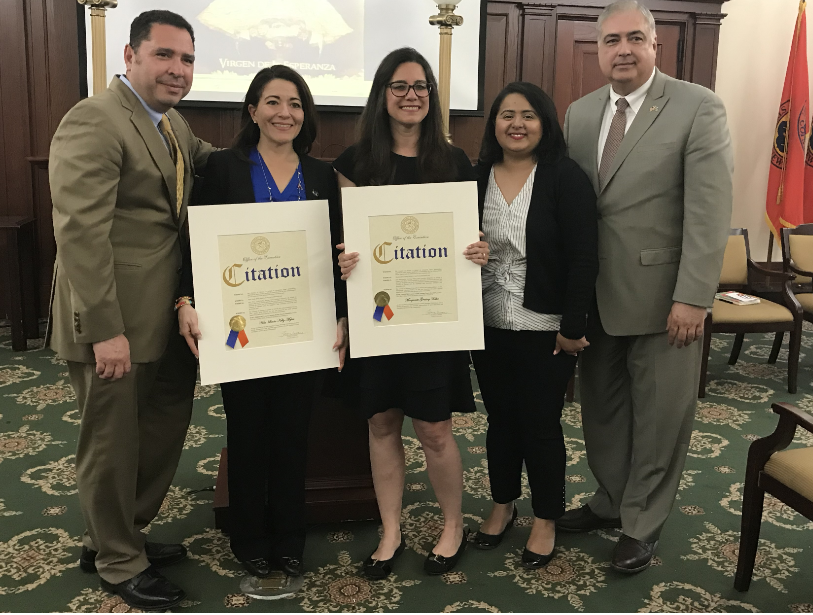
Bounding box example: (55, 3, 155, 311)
(553, 20, 683, 125)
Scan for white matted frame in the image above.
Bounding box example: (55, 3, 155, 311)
(189, 201, 339, 385)
(342, 182, 484, 358)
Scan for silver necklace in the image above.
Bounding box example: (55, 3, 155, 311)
(258, 151, 303, 201)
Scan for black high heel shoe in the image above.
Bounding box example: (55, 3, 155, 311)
(521, 546, 555, 569)
(362, 538, 405, 580)
(473, 505, 518, 550)
(424, 528, 469, 575)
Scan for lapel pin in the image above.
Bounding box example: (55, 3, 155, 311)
(650, 105, 659, 112)
(312, 190, 319, 197)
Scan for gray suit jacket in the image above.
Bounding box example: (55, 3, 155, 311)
(49, 77, 215, 363)
(564, 69, 733, 336)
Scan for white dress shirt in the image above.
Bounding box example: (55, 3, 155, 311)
(482, 166, 561, 332)
(597, 68, 656, 169)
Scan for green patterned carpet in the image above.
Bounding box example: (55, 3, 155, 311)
(1, 322, 812, 613)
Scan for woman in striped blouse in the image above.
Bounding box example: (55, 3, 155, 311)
(470, 82, 598, 568)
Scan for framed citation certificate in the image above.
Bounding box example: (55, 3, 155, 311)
(188, 201, 339, 385)
(342, 181, 484, 358)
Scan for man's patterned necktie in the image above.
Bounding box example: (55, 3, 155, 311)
(598, 97, 629, 190)
(159, 115, 184, 216)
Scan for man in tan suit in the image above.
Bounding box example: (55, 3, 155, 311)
(50, 10, 214, 609)
(558, 0, 733, 573)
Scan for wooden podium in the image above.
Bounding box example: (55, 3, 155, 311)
(213, 368, 380, 531)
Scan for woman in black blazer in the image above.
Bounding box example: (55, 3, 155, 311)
(470, 82, 598, 568)
(175, 66, 347, 585)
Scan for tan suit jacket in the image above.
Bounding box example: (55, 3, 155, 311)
(563, 69, 733, 336)
(49, 77, 214, 363)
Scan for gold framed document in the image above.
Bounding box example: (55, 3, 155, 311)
(188, 201, 339, 385)
(342, 181, 484, 358)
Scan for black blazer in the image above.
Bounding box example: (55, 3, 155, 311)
(476, 157, 598, 340)
(180, 148, 347, 319)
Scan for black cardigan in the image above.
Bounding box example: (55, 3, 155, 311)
(180, 149, 347, 319)
(476, 157, 598, 340)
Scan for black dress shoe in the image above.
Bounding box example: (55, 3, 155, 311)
(80, 542, 188, 574)
(555, 504, 622, 533)
(473, 505, 518, 550)
(521, 547, 555, 569)
(424, 528, 469, 575)
(363, 539, 406, 580)
(280, 556, 304, 577)
(611, 534, 658, 574)
(99, 566, 186, 611)
(241, 557, 272, 578)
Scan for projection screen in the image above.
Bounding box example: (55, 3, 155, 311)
(86, 0, 484, 111)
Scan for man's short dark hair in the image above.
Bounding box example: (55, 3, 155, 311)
(129, 10, 195, 52)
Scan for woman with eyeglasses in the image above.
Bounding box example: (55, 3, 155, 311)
(176, 65, 347, 587)
(333, 47, 489, 579)
(469, 82, 597, 568)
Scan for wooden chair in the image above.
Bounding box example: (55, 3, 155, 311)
(781, 223, 813, 325)
(698, 229, 802, 397)
(734, 402, 813, 591)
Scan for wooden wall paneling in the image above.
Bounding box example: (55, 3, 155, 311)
(313, 112, 359, 160)
(691, 13, 723, 91)
(449, 116, 485, 161)
(553, 17, 686, 125)
(521, 5, 556, 95)
(553, 19, 582, 125)
(484, 2, 522, 114)
(654, 23, 684, 79)
(25, 0, 53, 312)
(0, 1, 33, 218)
(25, 0, 83, 314)
(0, 0, 34, 320)
(180, 107, 239, 149)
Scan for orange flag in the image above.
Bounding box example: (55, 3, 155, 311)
(766, 0, 809, 239)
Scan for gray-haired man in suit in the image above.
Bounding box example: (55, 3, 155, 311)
(558, 0, 733, 573)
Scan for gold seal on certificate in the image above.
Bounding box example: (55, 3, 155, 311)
(368, 212, 458, 327)
(229, 315, 246, 331)
(401, 216, 419, 235)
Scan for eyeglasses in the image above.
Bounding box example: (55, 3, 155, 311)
(388, 81, 432, 98)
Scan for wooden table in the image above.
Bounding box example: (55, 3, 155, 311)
(0, 216, 39, 350)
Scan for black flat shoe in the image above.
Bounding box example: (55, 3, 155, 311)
(521, 547, 555, 569)
(80, 542, 188, 574)
(280, 556, 304, 577)
(241, 557, 272, 578)
(99, 566, 186, 611)
(362, 539, 405, 580)
(473, 505, 518, 550)
(424, 528, 469, 575)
